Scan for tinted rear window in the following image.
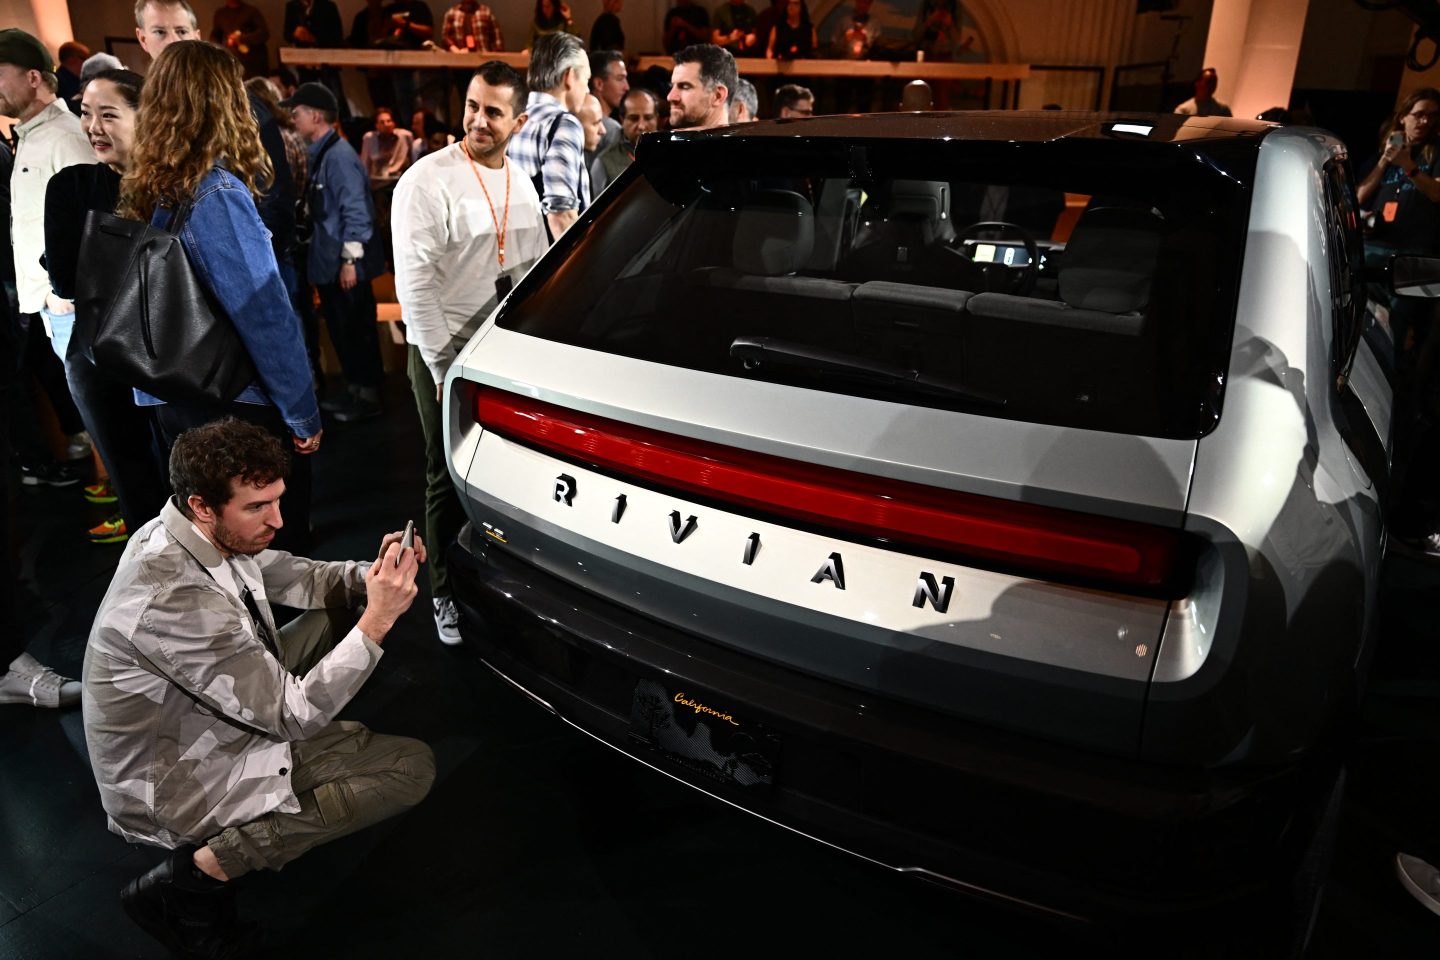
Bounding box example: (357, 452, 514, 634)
(495, 134, 1255, 438)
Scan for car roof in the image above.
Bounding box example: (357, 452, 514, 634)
(671, 110, 1275, 146)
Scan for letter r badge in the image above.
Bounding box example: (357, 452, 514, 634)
(554, 474, 577, 505)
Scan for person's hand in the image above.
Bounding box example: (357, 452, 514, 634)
(377, 529, 428, 566)
(357, 541, 421, 642)
(44, 291, 74, 315)
(340, 261, 358, 290)
(1391, 144, 1415, 172)
(293, 24, 317, 44)
(293, 430, 323, 454)
(226, 30, 242, 47)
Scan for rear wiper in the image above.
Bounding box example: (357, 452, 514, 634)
(729, 336, 1006, 408)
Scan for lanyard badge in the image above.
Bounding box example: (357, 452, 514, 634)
(459, 139, 512, 299)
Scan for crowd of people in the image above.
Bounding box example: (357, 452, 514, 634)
(0, 3, 819, 953)
(4, 0, 1440, 946)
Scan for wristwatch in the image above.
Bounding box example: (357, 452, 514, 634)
(340, 254, 357, 265)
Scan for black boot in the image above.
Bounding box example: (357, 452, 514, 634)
(120, 845, 257, 959)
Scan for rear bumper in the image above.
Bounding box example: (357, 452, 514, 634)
(449, 523, 1327, 926)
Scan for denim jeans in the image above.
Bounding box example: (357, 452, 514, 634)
(40, 306, 74, 362)
(65, 352, 168, 531)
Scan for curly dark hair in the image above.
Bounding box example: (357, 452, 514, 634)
(170, 418, 290, 517)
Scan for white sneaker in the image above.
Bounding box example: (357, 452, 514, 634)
(0, 652, 80, 708)
(1397, 853, 1440, 916)
(432, 596, 462, 646)
(64, 431, 92, 461)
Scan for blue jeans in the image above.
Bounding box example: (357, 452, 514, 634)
(40, 306, 74, 362)
(65, 351, 168, 531)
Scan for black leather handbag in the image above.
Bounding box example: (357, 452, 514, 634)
(73, 202, 257, 405)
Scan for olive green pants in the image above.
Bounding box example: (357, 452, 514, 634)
(406, 344, 468, 600)
(206, 609, 435, 879)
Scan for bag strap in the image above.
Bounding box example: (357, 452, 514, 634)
(164, 197, 198, 235)
(305, 131, 342, 207)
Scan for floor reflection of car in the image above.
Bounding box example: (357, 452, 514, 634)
(442, 112, 1393, 947)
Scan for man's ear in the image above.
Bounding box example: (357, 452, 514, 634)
(513, 110, 528, 134)
(714, 83, 730, 109)
(187, 494, 216, 524)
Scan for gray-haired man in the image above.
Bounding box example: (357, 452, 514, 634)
(84, 418, 434, 957)
(728, 75, 757, 124)
(508, 31, 591, 239)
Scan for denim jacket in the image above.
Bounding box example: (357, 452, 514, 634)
(306, 130, 383, 285)
(137, 167, 322, 440)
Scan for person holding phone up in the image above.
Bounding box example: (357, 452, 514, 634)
(83, 418, 434, 958)
(1358, 87, 1440, 370)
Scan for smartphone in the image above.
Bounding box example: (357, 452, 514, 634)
(1390, 131, 1406, 150)
(396, 520, 415, 566)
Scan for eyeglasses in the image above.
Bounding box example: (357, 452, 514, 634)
(1408, 111, 1440, 121)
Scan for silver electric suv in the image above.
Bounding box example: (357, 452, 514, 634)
(441, 113, 1392, 937)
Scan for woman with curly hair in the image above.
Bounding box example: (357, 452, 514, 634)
(119, 40, 321, 551)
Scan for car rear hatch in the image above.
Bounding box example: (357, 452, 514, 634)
(448, 116, 1256, 758)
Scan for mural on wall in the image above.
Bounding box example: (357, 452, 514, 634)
(813, 0, 989, 62)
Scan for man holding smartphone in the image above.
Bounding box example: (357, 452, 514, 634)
(82, 418, 435, 958)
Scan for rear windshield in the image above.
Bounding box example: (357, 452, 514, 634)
(495, 134, 1255, 438)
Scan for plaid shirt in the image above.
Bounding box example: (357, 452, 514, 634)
(506, 92, 590, 215)
(442, 2, 503, 51)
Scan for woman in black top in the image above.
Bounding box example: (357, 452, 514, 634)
(44, 69, 167, 544)
(590, 0, 625, 52)
(766, 0, 815, 60)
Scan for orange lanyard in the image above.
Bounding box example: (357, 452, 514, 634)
(459, 139, 510, 269)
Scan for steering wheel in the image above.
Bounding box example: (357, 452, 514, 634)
(953, 221, 1041, 296)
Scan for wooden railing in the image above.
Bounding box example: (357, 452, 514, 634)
(280, 48, 1029, 84)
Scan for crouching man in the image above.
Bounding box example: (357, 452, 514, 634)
(82, 418, 435, 957)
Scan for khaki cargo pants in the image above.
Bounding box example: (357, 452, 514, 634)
(206, 609, 436, 879)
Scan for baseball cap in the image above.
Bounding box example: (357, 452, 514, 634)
(278, 81, 337, 114)
(0, 28, 53, 74)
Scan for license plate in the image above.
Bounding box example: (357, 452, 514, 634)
(628, 679, 780, 792)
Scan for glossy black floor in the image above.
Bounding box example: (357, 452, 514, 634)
(2, 376, 1437, 958)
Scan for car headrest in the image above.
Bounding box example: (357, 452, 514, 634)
(1059, 206, 1163, 314)
(889, 179, 948, 222)
(734, 190, 815, 276)
(860, 179, 950, 223)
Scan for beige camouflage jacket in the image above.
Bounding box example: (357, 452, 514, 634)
(82, 499, 381, 848)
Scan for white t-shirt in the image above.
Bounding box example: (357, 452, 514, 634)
(392, 142, 548, 384)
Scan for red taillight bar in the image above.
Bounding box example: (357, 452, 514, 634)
(475, 388, 1181, 589)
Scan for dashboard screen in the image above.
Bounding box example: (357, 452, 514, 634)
(967, 241, 1032, 267)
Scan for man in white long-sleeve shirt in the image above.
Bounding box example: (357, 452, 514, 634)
(392, 60, 546, 645)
